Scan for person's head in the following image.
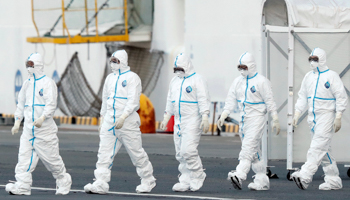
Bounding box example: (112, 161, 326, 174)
(309, 48, 327, 70)
(26, 53, 44, 77)
(237, 52, 257, 78)
(173, 53, 194, 78)
(110, 50, 128, 72)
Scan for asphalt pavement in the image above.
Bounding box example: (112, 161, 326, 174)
(0, 125, 350, 200)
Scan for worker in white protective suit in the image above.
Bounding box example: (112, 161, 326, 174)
(160, 53, 210, 192)
(84, 50, 156, 194)
(5, 53, 72, 195)
(217, 52, 280, 191)
(291, 48, 348, 190)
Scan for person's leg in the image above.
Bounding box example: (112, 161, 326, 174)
(6, 130, 39, 195)
(249, 148, 270, 190)
(172, 124, 191, 191)
(33, 132, 71, 195)
(292, 112, 334, 189)
(121, 123, 156, 193)
(85, 126, 122, 194)
(229, 116, 265, 189)
(319, 144, 342, 190)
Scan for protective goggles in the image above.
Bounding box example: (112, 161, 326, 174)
(174, 67, 185, 73)
(26, 60, 34, 68)
(308, 56, 319, 62)
(237, 65, 248, 71)
(110, 57, 120, 64)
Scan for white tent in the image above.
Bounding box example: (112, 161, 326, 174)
(261, 0, 350, 179)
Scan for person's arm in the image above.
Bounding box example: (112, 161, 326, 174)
(260, 78, 277, 117)
(41, 80, 58, 119)
(295, 75, 308, 114)
(14, 81, 27, 122)
(196, 76, 210, 116)
(122, 75, 142, 117)
(331, 73, 348, 114)
(100, 76, 109, 117)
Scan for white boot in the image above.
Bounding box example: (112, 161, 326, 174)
(291, 171, 308, 190)
(319, 182, 342, 190)
(172, 182, 190, 192)
(247, 174, 269, 191)
(84, 180, 109, 194)
(136, 178, 156, 193)
(5, 182, 31, 195)
(190, 172, 206, 191)
(56, 173, 72, 195)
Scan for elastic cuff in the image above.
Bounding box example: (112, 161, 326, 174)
(40, 115, 46, 120)
(202, 114, 209, 120)
(120, 113, 128, 119)
(271, 111, 278, 117)
(295, 110, 301, 116)
(336, 112, 342, 118)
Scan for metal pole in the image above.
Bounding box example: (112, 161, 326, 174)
(61, 0, 65, 36)
(84, 0, 89, 35)
(287, 11, 295, 171)
(212, 102, 217, 135)
(95, 0, 98, 37)
(31, 0, 40, 37)
(124, 0, 129, 41)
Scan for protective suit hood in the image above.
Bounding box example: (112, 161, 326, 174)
(27, 53, 44, 78)
(238, 52, 257, 79)
(310, 48, 328, 72)
(111, 50, 130, 73)
(174, 53, 195, 78)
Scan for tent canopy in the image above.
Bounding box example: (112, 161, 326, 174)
(262, 0, 350, 29)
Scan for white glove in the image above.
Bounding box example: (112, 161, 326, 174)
(33, 115, 46, 128)
(292, 111, 301, 128)
(333, 112, 342, 133)
(11, 120, 21, 135)
(217, 110, 230, 131)
(200, 114, 210, 133)
(272, 114, 280, 135)
(98, 117, 104, 132)
(160, 113, 171, 131)
(114, 113, 128, 129)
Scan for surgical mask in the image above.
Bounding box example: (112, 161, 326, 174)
(176, 71, 185, 78)
(240, 70, 249, 78)
(310, 61, 318, 70)
(110, 63, 120, 71)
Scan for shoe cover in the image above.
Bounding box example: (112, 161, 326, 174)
(190, 172, 206, 191)
(84, 180, 109, 194)
(247, 182, 269, 190)
(55, 173, 72, 195)
(172, 182, 190, 192)
(291, 171, 308, 190)
(248, 173, 269, 190)
(227, 171, 242, 190)
(319, 182, 342, 190)
(5, 182, 31, 195)
(136, 178, 156, 193)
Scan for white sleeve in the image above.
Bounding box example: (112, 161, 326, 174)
(331, 73, 348, 113)
(14, 81, 27, 121)
(100, 76, 109, 117)
(42, 80, 58, 118)
(165, 84, 174, 116)
(223, 81, 237, 113)
(260, 78, 278, 116)
(196, 76, 210, 116)
(122, 74, 141, 116)
(295, 75, 308, 113)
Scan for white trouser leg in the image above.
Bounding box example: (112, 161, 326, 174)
(321, 145, 342, 189)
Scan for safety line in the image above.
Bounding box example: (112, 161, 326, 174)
(0, 185, 238, 200)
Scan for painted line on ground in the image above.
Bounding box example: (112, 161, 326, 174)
(0, 185, 243, 200)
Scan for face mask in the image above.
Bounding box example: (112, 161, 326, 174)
(27, 67, 35, 76)
(176, 71, 185, 78)
(310, 61, 318, 70)
(110, 63, 120, 71)
(240, 70, 249, 78)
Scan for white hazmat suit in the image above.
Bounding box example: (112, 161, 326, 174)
(84, 50, 156, 194)
(218, 52, 280, 190)
(291, 48, 348, 190)
(161, 53, 211, 192)
(5, 53, 72, 195)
